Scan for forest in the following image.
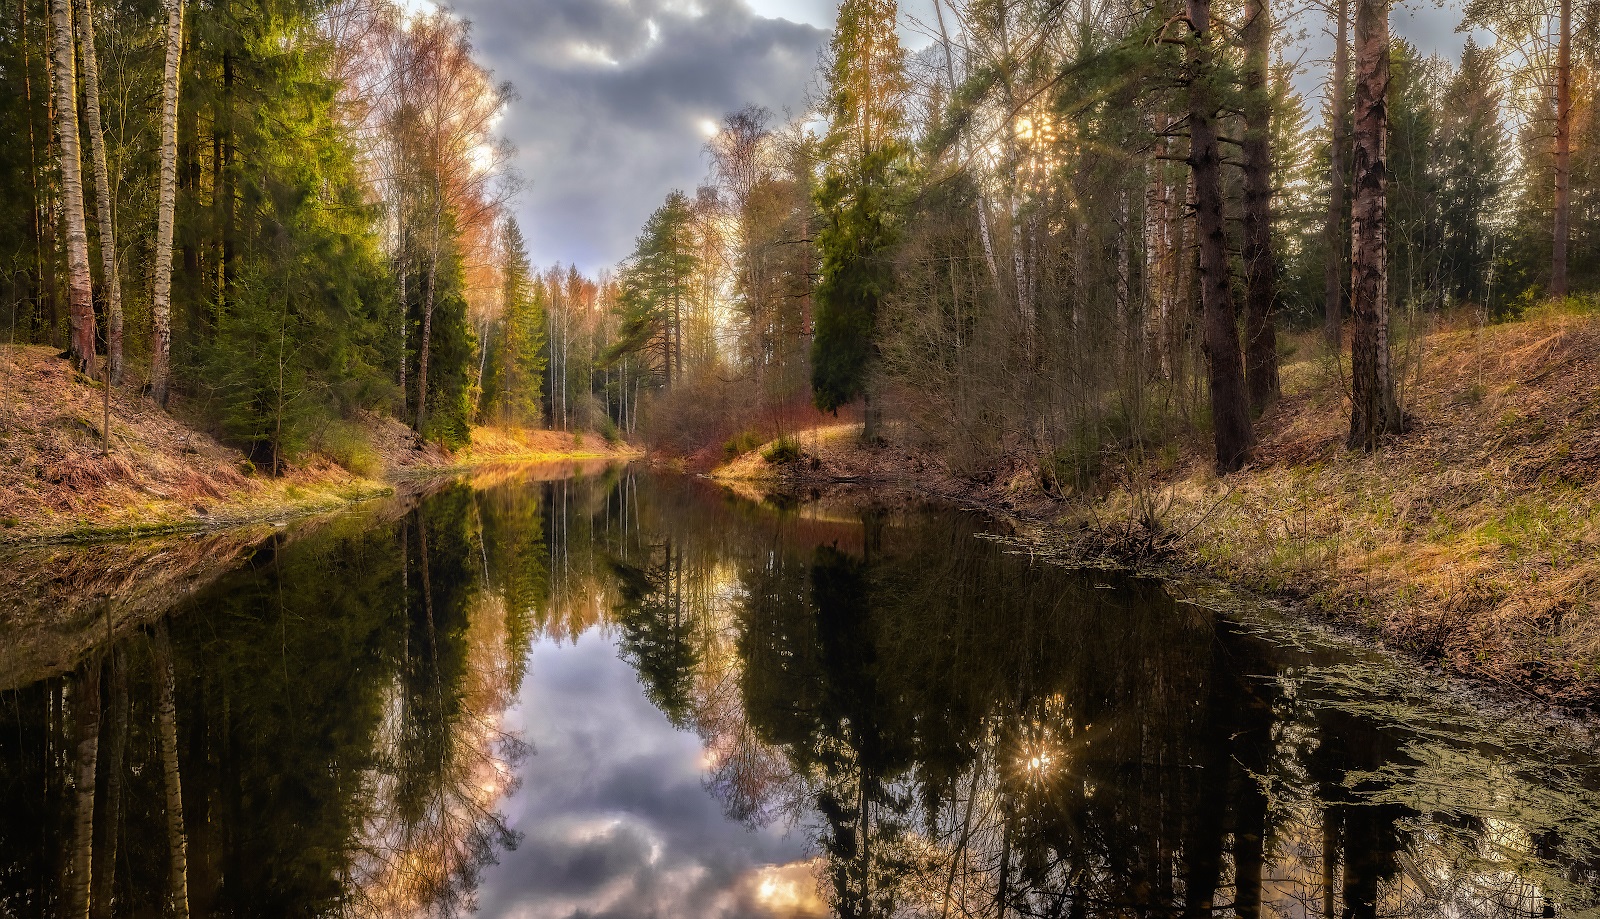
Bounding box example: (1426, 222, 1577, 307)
(1, 0, 1594, 478)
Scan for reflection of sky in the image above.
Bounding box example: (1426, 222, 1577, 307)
(474, 635, 821, 919)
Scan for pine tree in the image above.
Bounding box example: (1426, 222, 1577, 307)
(1437, 40, 1506, 306)
(811, 0, 909, 441)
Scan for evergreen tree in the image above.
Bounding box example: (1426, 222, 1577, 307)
(610, 190, 697, 388)
(811, 0, 909, 440)
(481, 218, 546, 426)
(1436, 40, 1507, 307)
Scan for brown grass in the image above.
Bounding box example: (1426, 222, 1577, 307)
(0, 345, 636, 544)
(1083, 305, 1600, 703)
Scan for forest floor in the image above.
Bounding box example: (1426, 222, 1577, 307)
(0, 344, 637, 545)
(713, 303, 1600, 705)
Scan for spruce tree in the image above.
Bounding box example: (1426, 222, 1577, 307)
(811, 0, 909, 441)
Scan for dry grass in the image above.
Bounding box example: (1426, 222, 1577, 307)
(1083, 305, 1600, 702)
(0, 345, 635, 544)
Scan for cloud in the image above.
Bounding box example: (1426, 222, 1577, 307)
(443, 0, 828, 273)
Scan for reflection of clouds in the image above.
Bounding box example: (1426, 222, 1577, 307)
(477, 635, 815, 918)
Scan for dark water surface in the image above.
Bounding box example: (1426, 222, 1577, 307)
(3, 467, 1600, 918)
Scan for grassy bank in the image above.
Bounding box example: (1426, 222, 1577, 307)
(0, 345, 638, 545)
(713, 305, 1600, 705)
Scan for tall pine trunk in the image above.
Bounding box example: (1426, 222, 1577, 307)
(1552, 0, 1571, 299)
(76, 0, 122, 383)
(1187, 0, 1255, 473)
(68, 659, 101, 919)
(50, 0, 97, 377)
(1348, 0, 1401, 450)
(150, 0, 183, 406)
(1242, 0, 1279, 413)
(1323, 0, 1349, 348)
(152, 620, 191, 919)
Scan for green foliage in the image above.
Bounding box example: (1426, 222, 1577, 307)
(609, 190, 698, 384)
(811, 0, 909, 415)
(481, 219, 547, 426)
(762, 435, 801, 465)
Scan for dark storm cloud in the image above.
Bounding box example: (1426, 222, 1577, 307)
(443, 0, 828, 273)
(472, 636, 816, 919)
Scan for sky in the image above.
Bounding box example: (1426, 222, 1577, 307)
(446, 0, 1476, 275)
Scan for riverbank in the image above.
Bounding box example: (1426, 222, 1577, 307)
(713, 304, 1600, 706)
(0, 344, 637, 545)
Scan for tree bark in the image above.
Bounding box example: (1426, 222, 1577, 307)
(1551, 0, 1571, 299)
(50, 0, 97, 377)
(1187, 0, 1255, 473)
(1324, 0, 1350, 348)
(76, 0, 122, 383)
(1348, 0, 1401, 450)
(150, 0, 184, 406)
(152, 620, 191, 919)
(1242, 0, 1279, 414)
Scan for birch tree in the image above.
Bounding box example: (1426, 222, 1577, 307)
(50, 0, 97, 376)
(75, 0, 122, 383)
(1348, 0, 1402, 448)
(150, 0, 184, 406)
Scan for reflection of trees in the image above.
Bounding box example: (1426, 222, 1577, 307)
(0, 483, 540, 918)
(5, 472, 1600, 918)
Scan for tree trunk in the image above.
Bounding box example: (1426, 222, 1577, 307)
(1187, 0, 1255, 473)
(50, 0, 97, 377)
(1242, 0, 1279, 414)
(1324, 0, 1350, 348)
(68, 659, 101, 919)
(1348, 0, 1401, 450)
(152, 620, 191, 919)
(91, 649, 126, 919)
(150, 0, 183, 406)
(414, 204, 442, 434)
(76, 0, 122, 383)
(1551, 0, 1571, 299)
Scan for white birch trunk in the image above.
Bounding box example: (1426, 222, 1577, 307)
(51, 0, 97, 376)
(76, 0, 122, 383)
(150, 0, 183, 406)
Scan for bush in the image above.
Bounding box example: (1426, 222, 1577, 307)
(313, 420, 381, 478)
(763, 436, 802, 465)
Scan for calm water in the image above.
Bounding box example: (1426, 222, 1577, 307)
(3, 467, 1600, 918)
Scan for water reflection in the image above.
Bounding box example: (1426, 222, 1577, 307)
(1, 469, 1598, 917)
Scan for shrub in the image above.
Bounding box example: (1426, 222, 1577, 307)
(313, 421, 381, 478)
(763, 436, 802, 465)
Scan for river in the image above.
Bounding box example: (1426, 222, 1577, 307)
(1, 465, 1598, 917)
